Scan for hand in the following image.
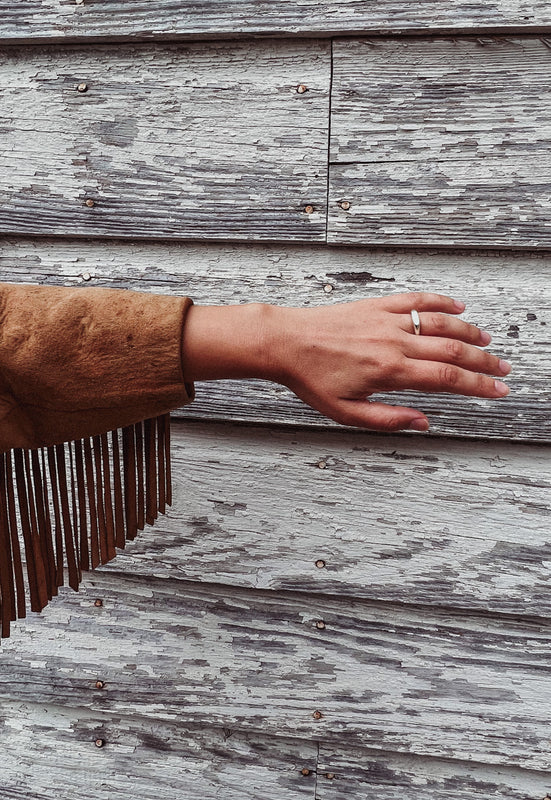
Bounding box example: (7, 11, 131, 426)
(181, 292, 512, 433)
(264, 292, 511, 432)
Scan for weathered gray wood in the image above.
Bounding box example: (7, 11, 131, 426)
(317, 743, 551, 799)
(0, 700, 317, 800)
(329, 36, 551, 248)
(1, 238, 549, 441)
(3, 2, 551, 44)
(4, 572, 551, 768)
(6, 419, 546, 617)
(0, 41, 328, 241)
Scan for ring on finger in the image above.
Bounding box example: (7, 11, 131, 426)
(410, 309, 421, 335)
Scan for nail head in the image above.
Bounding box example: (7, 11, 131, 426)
(315, 620, 326, 629)
(95, 680, 105, 689)
(304, 205, 314, 214)
(296, 84, 308, 94)
(315, 559, 326, 569)
(301, 768, 311, 776)
(323, 284, 333, 293)
(95, 738, 105, 748)
(339, 200, 351, 210)
(94, 598, 103, 607)
(85, 198, 95, 208)
(313, 710, 323, 719)
(77, 82, 88, 93)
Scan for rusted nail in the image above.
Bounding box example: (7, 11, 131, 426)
(304, 205, 314, 214)
(315, 620, 326, 629)
(315, 559, 326, 569)
(77, 82, 88, 93)
(82, 272, 92, 282)
(85, 198, 95, 208)
(95, 680, 105, 689)
(325, 773, 336, 780)
(94, 738, 105, 748)
(312, 710, 323, 720)
(323, 284, 333, 293)
(296, 84, 308, 94)
(300, 768, 311, 776)
(338, 200, 351, 210)
(94, 598, 103, 607)
(318, 460, 326, 469)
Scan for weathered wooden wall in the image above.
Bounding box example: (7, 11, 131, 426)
(1, 8, 550, 800)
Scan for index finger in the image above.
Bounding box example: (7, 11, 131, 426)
(381, 292, 466, 315)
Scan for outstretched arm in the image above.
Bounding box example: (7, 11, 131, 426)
(181, 292, 511, 432)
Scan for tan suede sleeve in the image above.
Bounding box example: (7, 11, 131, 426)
(0, 283, 195, 451)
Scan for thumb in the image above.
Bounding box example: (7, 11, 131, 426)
(332, 400, 430, 432)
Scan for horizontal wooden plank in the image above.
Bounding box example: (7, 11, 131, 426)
(4, 572, 551, 768)
(329, 37, 551, 248)
(317, 743, 551, 799)
(3, 2, 551, 44)
(6, 420, 548, 617)
(1, 237, 549, 441)
(0, 41, 328, 241)
(104, 420, 551, 616)
(0, 700, 317, 799)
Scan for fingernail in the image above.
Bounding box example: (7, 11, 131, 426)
(407, 418, 430, 431)
(499, 359, 512, 375)
(480, 331, 492, 345)
(453, 300, 466, 312)
(494, 380, 510, 396)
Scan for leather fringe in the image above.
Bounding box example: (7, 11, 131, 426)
(0, 413, 173, 640)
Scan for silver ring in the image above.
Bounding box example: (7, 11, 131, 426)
(411, 309, 421, 335)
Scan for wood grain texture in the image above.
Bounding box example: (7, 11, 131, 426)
(317, 743, 551, 799)
(4, 572, 551, 768)
(2, 1, 551, 44)
(1, 237, 549, 441)
(0, 41, 328, 241)
(14, 419, 547, 618)
(329, 36, 551, 248)
(0, 700, 317, 800)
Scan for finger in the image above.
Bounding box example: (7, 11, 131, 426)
(381, 292, 465, 315)
(405, 336, 511, 377)
(330, 399, 430, 432)
(397, 312, 490, 345)
(397, 360, 511, 398)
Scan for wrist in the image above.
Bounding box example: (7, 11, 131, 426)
(181, 301, 282, 382)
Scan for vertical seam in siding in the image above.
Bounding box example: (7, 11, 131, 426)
(325, 38, 334, 243)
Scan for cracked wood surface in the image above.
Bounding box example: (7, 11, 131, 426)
(3, 700, 549, 800)
(0, 700, 317, 800)
(106, 420, 551, 617)
(1, 239, 548, 441)
(0, 40, 329, 242)
(328, 36, 551, 248)
(2, 1, 551, 44)
(3, 572, 551, 769)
